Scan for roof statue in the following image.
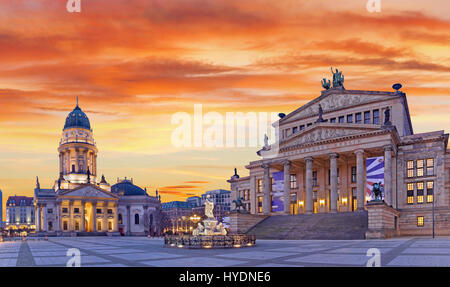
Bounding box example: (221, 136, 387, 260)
(331, 67, 345, 89)
(321, 78, 331, 90)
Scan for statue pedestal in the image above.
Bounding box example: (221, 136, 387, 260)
(365, 201, 399, 239)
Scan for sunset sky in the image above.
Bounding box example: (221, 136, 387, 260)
(0, 0, 449, 218)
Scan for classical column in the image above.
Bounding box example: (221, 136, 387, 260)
(355, 149, 365, 210)
(68, 200, 73, 231)
(283, 160, 291, 215)
(262, 164, 271, 215)
(103, 203, 108, 232)
(249, 175, 257, 214)
(42, 204, 47, 232)
(329, 153, 338, 213)
(126, 205, 131, 236)
(113, 203, 119, 232)
(37, 204, 42, 232)
(81, 201, 85, 232)
(93, 201, 97, 232)
(305, 157, 314, 214)
(55, 201, 60, 231)
(384, 145, 393, 206)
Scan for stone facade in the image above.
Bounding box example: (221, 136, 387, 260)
(229, 84, 450, 238)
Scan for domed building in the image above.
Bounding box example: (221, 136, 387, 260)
(33, 99, 162, 236)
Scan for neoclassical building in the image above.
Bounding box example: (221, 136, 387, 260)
(34, 100, 161, 236)
(229, 73, 450, 238)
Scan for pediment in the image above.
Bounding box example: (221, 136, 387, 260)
(281, 123, 382, 148)
(59, 185, 118, 199)
(283, 90, 397, 122)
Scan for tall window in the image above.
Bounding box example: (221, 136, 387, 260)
(426, 181, 434, 203)
(134, 214, 139, 225)
(417, 182, 424, 204)
(118, 214, 123, 224)
(75, 221, 79, 231)
(426, 158, 434, 176)
(407, 160, 414, 178)
(72, 164, 75, 173)
(63, 221, 68, 230)
(290, 174, 297, 189)
(355, 112, 362, 124)
(108, 221, 113, 231)
(312, 171, 318, 186)
(407, 183, 414, 204)
(373, 109, 380, 124)
(351, 166, 357, 183)
(364, 111, 371, 124)
(416, 159, 424, 177)
(257, 196, 263, 213)
(347, 114, 353, 123)
(97, 221, 102, 231)
(257, 179, 263, 193)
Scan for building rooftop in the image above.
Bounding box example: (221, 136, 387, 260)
(6, 196, 33, 207)
(64, 104, 91, 131)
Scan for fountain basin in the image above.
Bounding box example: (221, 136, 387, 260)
(164, 234, 255, 249)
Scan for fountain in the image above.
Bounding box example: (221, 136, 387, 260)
(164, 195, 255, 249)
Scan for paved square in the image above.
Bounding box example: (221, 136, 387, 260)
(1, 237, 449, 267)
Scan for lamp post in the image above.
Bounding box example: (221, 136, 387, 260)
(432, 196, 435, 239)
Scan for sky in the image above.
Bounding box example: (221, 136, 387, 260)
(0, 0, 449, 218)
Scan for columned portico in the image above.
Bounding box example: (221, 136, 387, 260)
(283, 160, 291, 214)
(329, 153, 338, 213)
(262, 164, 271, 215)
(355, 149, 365, 210)
(305, 156, 314, 214)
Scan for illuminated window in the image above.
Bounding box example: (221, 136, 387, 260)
(290, 174, 297, 189)
(257, 196, 263, 213)
(108, 221, 113, 231)
(417, 182, 424, 203)
(257, 179, 263, 193)
(97, 221, 102, 231)
(417, 216, 424, 227)
(63, 221, 68, 230)
(407, 183, 414, 204)
(74, 221, 79, 231)
(426, 181, 434, 203)
(417, 159, 424, 177)
(426, 158, 434, 176)
(118, 213, 123, 224)
(406, 160, 414, 178)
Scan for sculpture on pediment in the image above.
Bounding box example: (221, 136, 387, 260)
(316, 104, 326, 123)
(321, 78, 331, 90)
(384, 107, 392, 126)
(331, 67, 345, 89)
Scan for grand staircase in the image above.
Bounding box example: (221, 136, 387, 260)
(246, 211, 368, 240)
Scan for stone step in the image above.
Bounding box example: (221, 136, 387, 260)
(247, 211, 368, 240)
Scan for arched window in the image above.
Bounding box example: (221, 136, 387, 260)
(118, 214, 123, 224)
(134, 214, 140, 225)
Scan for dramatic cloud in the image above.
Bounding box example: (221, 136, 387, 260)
(0, 0, 449, 212)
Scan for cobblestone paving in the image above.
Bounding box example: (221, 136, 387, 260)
(1, 237, 449, 267)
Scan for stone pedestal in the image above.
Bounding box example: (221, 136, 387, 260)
(229, 211, 267, 234)
(365, 201, 399, 239)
